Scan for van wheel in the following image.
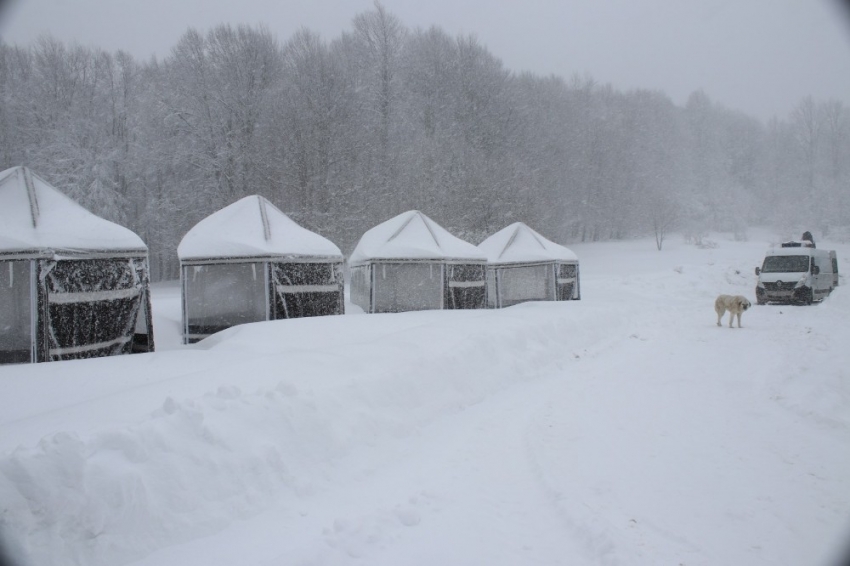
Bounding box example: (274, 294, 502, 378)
(794, 288, 813, 305)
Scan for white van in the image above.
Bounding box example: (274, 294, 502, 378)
(755, 242, 838, 305)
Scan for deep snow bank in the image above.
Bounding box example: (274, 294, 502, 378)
(0, 300, 619, 566)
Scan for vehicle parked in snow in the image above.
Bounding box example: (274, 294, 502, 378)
(754, 242, 838, 305)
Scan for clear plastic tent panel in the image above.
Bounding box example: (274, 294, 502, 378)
(445, 264, 486, 310)
(486, 269, 498, 308)
(0, 260, 32, 364)
(131, 259, 154, 353)
(373, 263, 442, 313)
(559, 264, 577, 279)
(350, 265, 371, 312)
(498, 264, 554, 307)
(43, 258, 144, 361)
(557, 263, 578, 300)
(185, 262, 266, 339)
(447, 264, 485, 282)
(271, 262, 343, 319)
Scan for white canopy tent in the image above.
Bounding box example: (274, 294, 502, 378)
(349, 210, 488, 313)
(0, 166, 154, 364)
(178, 195, 344, 343)
(478, 222, 580, 308)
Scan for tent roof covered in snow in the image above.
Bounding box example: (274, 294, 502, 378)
(478, 222, 578, 265)
(0, 166, 147, 258)
(178, 195, 343, 262)
(349, 210, 486, 266)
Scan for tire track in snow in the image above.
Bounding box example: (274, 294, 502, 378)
(522, 398, 624, 566)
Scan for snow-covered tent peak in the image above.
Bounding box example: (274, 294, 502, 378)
(349, 210, 486, 265)
(478, 222, 578, 264)
(178, 195, 342, 261)
(0, 166, 147, 257)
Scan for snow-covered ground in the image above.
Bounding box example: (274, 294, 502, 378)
(1, 230, 850, 566)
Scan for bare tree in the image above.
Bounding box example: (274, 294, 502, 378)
(351, 1, 406, 215)
(277, 28, 354, 221)
(646, 189, 680, 250)
(792, 96, 824, 194)
(165, 25, 281, 209)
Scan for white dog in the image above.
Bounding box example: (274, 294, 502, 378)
(715, 294, 752, 328)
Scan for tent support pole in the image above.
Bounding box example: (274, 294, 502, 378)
(440, 264, 445, 310)
(29, 260, 37, 363)
(265, 262, 272, 321)
(370, 264, 375, 314)
(181, 265, 189, 345)
(553, 264, 557, 301)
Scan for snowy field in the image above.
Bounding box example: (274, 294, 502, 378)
(1, 230, 850, 566)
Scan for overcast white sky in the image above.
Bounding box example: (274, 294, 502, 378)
(1, 0, 849, 121)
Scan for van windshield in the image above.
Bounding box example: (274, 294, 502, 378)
(762, 255, 809, 273)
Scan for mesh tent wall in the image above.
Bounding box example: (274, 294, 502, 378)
(478, 222, 580, 309)
(177, 195, 344, 344)
(0, 166, 154, 364)
(349, 210, 487, 313)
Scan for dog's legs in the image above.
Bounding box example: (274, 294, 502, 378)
(736, 312, 743, 328)
(716, 309, 723, 327)
(728, 313, 734, 328)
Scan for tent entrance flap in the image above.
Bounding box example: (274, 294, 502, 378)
(373, 262, 443, 313)
(496, 264, 554, 307)
(42, 258, 147, 361)
(184, 262, 266, 342)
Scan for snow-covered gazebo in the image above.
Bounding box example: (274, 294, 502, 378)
(0, 166, 154, 364)
(478, 222, 580, 308)
(178, 195, 344, 343)
(349, 210, 487, 313)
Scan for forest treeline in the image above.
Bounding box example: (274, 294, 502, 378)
(1, 4, 848, 279)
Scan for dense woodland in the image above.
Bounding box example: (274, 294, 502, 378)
(1, 4, 849, 280)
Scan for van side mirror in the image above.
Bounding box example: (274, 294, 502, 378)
(813, 265, 820, 275)
(755, 267, 760, 276)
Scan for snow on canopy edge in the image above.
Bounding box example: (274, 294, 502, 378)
(0, 166, 148, 256)
(177, 195, 343, 261)
(478, 222, 578, 265)
(349, 210, 486, 266)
